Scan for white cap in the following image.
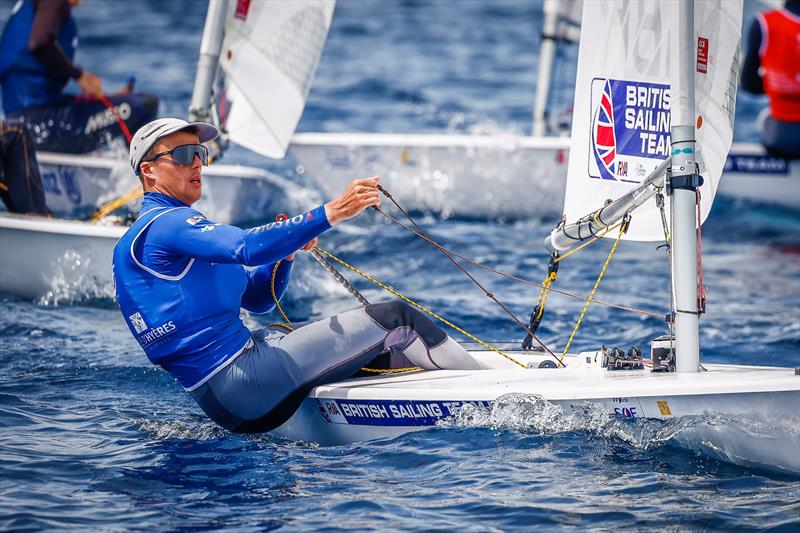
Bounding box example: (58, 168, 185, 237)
(130, 118, 218, 175)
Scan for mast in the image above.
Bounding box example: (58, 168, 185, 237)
(188, 0, 227, 123)
(532, 0, 559, 137)
(670, 0, 701, 373)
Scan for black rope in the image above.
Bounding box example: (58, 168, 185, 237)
(373, 185, 563, 365)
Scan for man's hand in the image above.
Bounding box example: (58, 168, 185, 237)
(77, 71, 104, 98)
(285, 238, 318, 261)
(324, 176, 381, 226)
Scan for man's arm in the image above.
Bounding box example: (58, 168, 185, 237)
(145, 205, 331, 269)
(241, 260, 293, 314)
(29, 0, 81, 81)
(741, 17, 764, 95)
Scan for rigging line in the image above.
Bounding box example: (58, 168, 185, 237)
(370, 198, 663, 319)
(98, 94, 133, 144)
(559, 216, 629, 363)
(270, 253, 421, 373)
(695, 189, 707, 313)
(552, 222, 623, 263)
(315, 247, 528, 369)
(373, 186, 562, 365)
(655, 190, 675, 349)
(90, 186, 142, 222)
(271, 260, 292, 324)
(309, 248, 370, 307)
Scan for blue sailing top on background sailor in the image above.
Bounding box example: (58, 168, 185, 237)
(0, 0, 79, 112)
(0, 0, 158, 153)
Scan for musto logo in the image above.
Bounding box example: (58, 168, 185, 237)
(589, 78, 671, 183)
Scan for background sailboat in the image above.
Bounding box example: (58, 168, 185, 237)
(289, 0, 800, 218)
(272, 0, 800, 474)
(0, 0, 334, 301)
(12, 0, 335, 224)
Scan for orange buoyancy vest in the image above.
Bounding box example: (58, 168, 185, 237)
(758, 9, 800, 121)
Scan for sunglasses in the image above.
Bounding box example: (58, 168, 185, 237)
(142, 144, 209, 167)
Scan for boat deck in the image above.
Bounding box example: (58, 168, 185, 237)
(311, 351, 800, 401)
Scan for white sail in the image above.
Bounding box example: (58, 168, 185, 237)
(563, 0, 742, 241)
(217, 0, 335, 159)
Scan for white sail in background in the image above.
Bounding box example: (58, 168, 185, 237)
(563, 0, 742, 241)
(218, 0, 335, 158)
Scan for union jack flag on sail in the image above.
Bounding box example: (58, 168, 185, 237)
(591, 79, 617, 180)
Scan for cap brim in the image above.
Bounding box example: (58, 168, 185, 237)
(185, 122, 219, 144)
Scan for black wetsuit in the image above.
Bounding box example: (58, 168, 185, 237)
(0, 118, 50, 214)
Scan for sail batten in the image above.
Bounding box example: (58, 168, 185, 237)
(561, 0, 743, 242)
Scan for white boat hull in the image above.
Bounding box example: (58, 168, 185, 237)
(33, 151, 292, 225)
(1, 153, 295, 301)
(0, 214, 124, 302)
(289, 133, 800, 216)
(290, 133, 572, 219)
(274, 351, 800, 472)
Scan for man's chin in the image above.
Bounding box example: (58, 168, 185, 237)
(187, 188, 202, 205)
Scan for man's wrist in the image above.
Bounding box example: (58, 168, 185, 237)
(324, 202, 341, 226)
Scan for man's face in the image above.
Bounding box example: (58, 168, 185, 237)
(140, 130, 204, 206)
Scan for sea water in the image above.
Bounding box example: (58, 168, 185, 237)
(1, 0, 799, 530)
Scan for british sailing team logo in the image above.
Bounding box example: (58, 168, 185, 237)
(592, 80, 618, 181)
(589, 78, 671, 184)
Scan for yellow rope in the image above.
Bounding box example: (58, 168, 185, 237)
(553, 222, 622, 263)
(269, 256, 421, 374)
(534, 270, 557, 321)
(91, 185, 142, 222)
(559, 217, 629, 363)
(270, 260, 292, 324)
(315, 247, 527, 369)
(359, 366, 422, 374)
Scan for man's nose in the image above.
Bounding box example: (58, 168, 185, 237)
(192, 152, 203, 169)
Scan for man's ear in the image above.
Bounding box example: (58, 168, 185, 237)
(140, 162, 156, 189)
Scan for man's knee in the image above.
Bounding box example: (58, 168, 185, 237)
(365, 300, 447, 348)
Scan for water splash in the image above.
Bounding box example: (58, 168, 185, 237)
(439, 394, 800, 474)
(36, 250, 116, 307)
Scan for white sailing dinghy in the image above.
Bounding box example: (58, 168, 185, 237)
(273, 0, 800, 473)
(289, 0, 800, 216)
(0, 0, 335, 301)
(33, 151, 292, 225)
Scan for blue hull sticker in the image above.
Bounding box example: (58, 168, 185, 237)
(316, 399, 491, 426)
(724, 154, 789, 175)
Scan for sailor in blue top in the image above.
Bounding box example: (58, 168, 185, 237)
(0, 0, 158, 153)
(114, 118, 488, 434)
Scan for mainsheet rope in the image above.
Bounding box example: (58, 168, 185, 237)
(371, 184, 563, 365)
(270, 183, 667, 368)
(369, 190, 662, 319)
(268, 257, 430, 374)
